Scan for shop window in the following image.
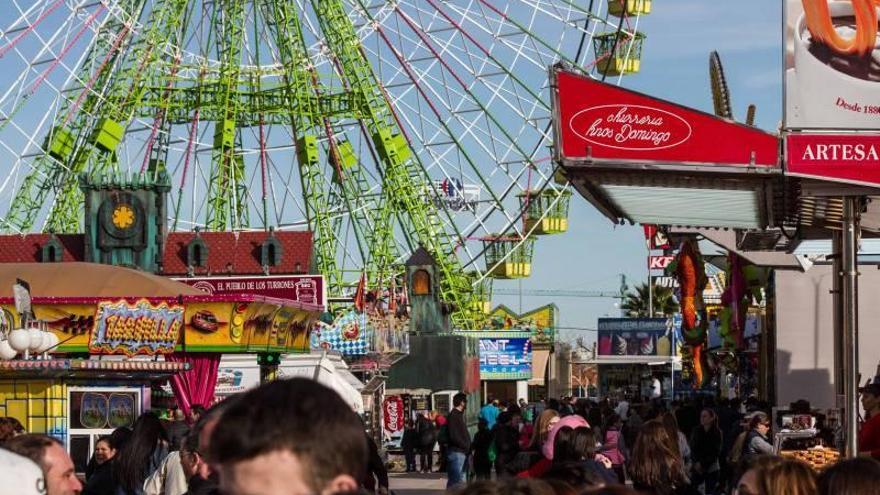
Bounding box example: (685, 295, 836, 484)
(412, 269, 431, 295)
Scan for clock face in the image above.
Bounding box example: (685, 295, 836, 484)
(111, 204, 136, 229)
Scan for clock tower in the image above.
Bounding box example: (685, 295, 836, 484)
(81, 170, 170, 273)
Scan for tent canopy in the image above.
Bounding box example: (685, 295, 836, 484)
(0, 262, 203, 298)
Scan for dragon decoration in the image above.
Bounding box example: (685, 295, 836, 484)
(671, 239, 710, 388)
(671, 240, 766, 390)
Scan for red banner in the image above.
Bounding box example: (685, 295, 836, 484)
(175, 275, 325, 308)
(786, 134, 880, 187)
(554, 69, 779, 167)
(383, 396, 404, 433)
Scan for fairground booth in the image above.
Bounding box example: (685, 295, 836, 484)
(551, 55, 880, 460)
(0, 262, 322, 473)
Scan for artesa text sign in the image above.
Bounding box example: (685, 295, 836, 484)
(786, 134, 880, 187)
(554, 69, 779, 167)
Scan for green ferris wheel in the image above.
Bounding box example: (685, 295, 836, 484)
(0, 0, 650, 327)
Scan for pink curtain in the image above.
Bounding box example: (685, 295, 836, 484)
(166, 352, 221, 418)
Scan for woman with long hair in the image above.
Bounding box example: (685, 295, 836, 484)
(818, 457, 880, 495)
(529, 409, 560, 451)
(113, 412, 169, 495)
(736, 455, 816, 495)
(544, 425, 616, 486)
(661, 412, 691, 470)
(628, 420, 698, 495)
(690, 408, 723, 495)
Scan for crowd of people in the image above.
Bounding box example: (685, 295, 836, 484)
(446, 392, 880, 495)
(2, 380, 880, 495)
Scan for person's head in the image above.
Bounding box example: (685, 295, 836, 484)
(497, 411, 512, 426)
(542, 414, 589, 461)
(736, 455, 783, 495)
(454, 392, 468, 411)
(530, 409, 560, 448)
(108, 427, 132, 452)
(453, 478, 557, 495)
(190, 404, 207, 423)
(861, 382, 880, 414)
(93, 436, 116, 464)
(0, 449, 46, 495)
(629, 420, 687, 489)
(172, 408, 185, 422)
(603, 413, 622, 432)
(657, 413, 683, 459)
(478, 418, 489, 432)
(739, 457, 816, 495)
(113, 412, 168, 491)
(748, 412, 771, 437)
(541, 460, 607, 489)
(179, 430, 205, 479)
(552, 426, 597, 464)
(818, 457, 880, 495)
(4, 434, 82, 495)
(700, 408, 719, 430)
(0, 416, 25, 444)
(207, 378, 367, 495)
(190, 395, 241, 481)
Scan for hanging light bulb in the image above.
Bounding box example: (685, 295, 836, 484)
(0, 339, 17, 360)
(28, 326, 45, 353)
(39, 332, 59, 355)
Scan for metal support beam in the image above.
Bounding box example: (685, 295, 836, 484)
(841, 196, 860, 458)
(831, 231, 844, 405)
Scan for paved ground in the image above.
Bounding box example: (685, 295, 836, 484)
(389, 471, 448, 495)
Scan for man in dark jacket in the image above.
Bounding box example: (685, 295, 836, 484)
(446, 392, 471, 488)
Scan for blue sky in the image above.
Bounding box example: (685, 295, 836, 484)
(492, 0, 783, 345)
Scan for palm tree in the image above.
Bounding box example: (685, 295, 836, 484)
(620, 282, 679, 317)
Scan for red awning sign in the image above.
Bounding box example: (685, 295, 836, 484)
(553, 68, 779, 168)
(786, 134, 880, 187)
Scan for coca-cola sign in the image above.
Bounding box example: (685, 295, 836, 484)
(569, 105, 691, 151)
(553, 68, 779, 168)
(383, 396, 404, 433)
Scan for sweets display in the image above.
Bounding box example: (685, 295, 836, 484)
(780, 447, 840, 470)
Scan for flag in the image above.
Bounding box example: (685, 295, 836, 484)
(643, 224, 670, 250)
(353, 274, 366, 313)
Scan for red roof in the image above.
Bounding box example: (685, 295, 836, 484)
(0, 231, 312, 277)
(162, 231, 312, 276)
(0, 234, 84, 263)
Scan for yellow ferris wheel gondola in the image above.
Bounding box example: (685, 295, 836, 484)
(593, 30, 647, 76)
(608, 0, 652, 17)
(518, 189, 572, 235)
(482, 235, 535, 279)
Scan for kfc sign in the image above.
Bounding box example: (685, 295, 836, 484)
(553, 68, 779, 167)
(649, 256, 675, 270)
(786, 134, 880, 187)
(383, 396, 404, 433)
